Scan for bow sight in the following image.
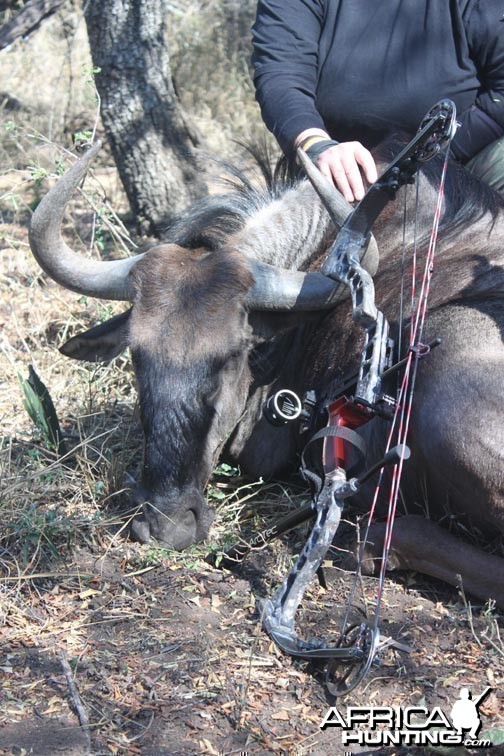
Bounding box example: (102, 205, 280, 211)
(217, 100, 457, 697)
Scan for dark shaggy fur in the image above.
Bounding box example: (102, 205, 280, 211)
(163, 146, 296, 252)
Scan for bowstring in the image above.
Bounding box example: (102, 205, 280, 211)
(340, 145, 451, 639)
(372, 147, 451, 628)
(397, 188, 409, 362)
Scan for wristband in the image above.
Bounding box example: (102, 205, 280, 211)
(304, 139, 339, 162)
(298, 134, 329, 152)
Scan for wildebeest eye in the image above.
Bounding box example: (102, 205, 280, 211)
(205, 380, 223, 408)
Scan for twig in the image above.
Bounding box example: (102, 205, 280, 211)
(457, 575, 484, 649)
(123, 711, 155, 743)
(77, 186, 138, 257)
(124, 563, 160, 578)
(59, 650, 92, 755)
(1, 571, 93, 581)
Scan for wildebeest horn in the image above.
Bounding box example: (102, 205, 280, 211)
(296, 147, 379, 262)
(29, 141, 141, 300)
(29, 143, 369, 312)
(246, 261, 346, 310)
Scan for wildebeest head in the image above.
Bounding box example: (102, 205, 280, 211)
(29, 144, 377, 549)
(53, 240, 260, 549)
(126, 244, 255, 549)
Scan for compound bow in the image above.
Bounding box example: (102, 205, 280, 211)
(220, 100, 457, 696)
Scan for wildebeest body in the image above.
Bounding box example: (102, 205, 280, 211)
(29, 143, 504, 604)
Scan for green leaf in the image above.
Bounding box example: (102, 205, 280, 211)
(481, 728, 504, 745)
(214, 462, 238, 476)
(28, 163, 49, 186)
(207, 486, 226, 501)
(19, 365, 65, 455)
(73, 130, 92, 143)
(55, 157, 67, 176)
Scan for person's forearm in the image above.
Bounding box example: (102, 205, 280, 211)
(254, 73, 327, 155)
(252, 0, 326, 155)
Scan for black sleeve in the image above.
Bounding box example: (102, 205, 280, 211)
(451, 0, 504, 162)
(251, 0, 326, 155)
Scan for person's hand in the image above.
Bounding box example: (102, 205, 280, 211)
(315, 141, 377, 202)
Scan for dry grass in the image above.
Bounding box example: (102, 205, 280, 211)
(169, 0, 265, 154)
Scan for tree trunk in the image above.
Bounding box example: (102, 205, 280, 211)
(0, 0, 66, 51)
(84, 0, 207, 235)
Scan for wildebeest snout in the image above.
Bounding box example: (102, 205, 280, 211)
(130, 488, 214, 551)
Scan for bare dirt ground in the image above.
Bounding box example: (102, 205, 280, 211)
(1, 520, 503, 755)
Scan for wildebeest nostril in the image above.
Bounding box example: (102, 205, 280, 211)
(129, 492, 203, 550)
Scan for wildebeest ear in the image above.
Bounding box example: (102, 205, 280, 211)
(60, 309, 132, 363)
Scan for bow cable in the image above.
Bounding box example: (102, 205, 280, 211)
(339, 126, 455, 638)
(369, 144, 452, 629)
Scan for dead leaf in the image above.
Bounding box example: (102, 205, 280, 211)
(480, 692, 500, 717)
(78, 589, 101, 599)
(271, 710, 290, 721)
(41, 695, 63, 715)
(199, 738, 219, 755)
(210, 594, 222, 609)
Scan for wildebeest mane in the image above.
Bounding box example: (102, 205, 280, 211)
(164, 144, 298, 251)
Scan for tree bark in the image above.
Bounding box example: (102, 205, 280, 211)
(84, 0, 207, 235)
(0, 0, 66, 51)
(0, 2, 24, 13)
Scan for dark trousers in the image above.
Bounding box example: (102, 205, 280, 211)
(466, 137, 504, 193)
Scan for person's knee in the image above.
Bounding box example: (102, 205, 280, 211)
(466, 136, 504, 192)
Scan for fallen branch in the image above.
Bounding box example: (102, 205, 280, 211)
(59, 651, 92, 755)
(0, 0, 67, 51)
